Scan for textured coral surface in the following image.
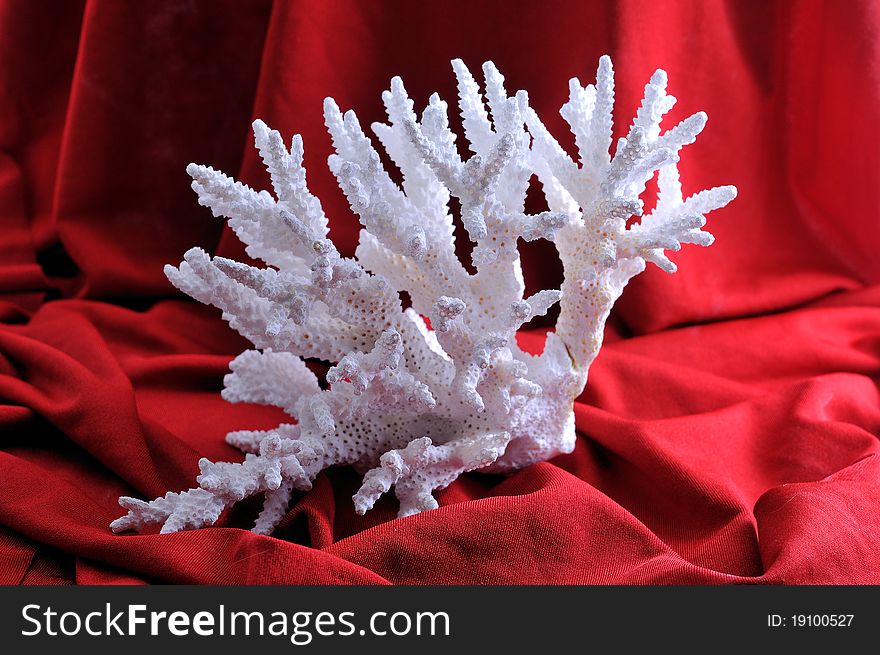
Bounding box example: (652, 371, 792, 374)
(111, 56, 735, 535)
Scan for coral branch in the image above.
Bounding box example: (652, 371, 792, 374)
(113, 56, 735, 534)
(353, 432, 512, 517)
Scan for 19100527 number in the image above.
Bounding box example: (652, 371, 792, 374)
(791, 614, 854, 627)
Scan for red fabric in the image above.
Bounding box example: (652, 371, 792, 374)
(1, 0, 878, 584)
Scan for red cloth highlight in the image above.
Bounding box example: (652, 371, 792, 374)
(0, 0, 878, 584)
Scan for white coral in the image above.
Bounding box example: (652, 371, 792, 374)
(111, 56, 735, 535)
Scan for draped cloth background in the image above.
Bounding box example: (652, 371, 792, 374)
(1, 0, 878, 584)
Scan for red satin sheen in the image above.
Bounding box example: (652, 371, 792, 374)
(1, 0, 878, 584)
